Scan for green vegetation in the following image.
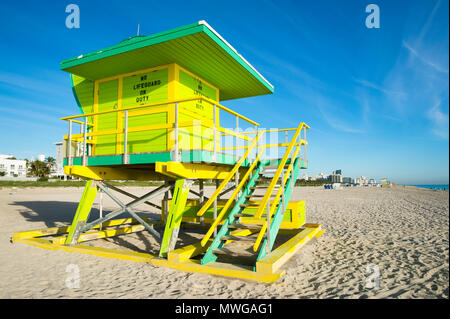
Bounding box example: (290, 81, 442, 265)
(0, 180, 164, 188)
(0, 177, 329, 188)
(28, 160, 50, 178)
(295, 180, 330, 187)
(0, 180, 86, 188)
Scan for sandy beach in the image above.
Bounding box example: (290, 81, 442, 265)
(0, 185, 448, 299)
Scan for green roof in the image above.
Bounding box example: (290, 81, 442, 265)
(60, 21, 274, 101)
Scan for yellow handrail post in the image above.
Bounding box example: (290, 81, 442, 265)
(123, 110, 129, 164)
(68, 120, 72, 166)
(82, 117, 87, 166)
(213, 104, 217, 162)
(304, 127, 307, 163)
(266, 200, 271, 254)
(214, 180, 218, 236)
(235, 115, 239, 196)
(255, 125, 258, 163)
(174, 102, 179, 162)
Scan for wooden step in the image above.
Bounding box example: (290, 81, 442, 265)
(255, 179, 282, 184)
(262, 164, 289, 170)
(234, 213, 254, 218)
(245, 194, 276, 198)
(239, 203, 259, 208)
(227, 223, 262, 230)
(220, 235, 255, 242)
(213, 247, 255, 257)
(250, 186, 279, 190)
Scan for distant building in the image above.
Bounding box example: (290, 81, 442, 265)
(358, 176, 369, 185)
(37, 154, 46, 162)
(308, 177, 316, 181)
(333, 169, 342, 175)
(52, 142, 67, 179)
(330, 174, 342, 183)
(343, 177, 352, 184)
(0, 154, 27, 177)
(316, 173, 328, 181)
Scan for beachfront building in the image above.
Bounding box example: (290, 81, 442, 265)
(355, 176, 369, 185)
(330, 174, 343, 183)
(343, 177, 352, 184)
(0, 154, 27, 177)
(51, 142, 67, 179)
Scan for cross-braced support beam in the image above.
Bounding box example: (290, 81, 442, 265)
(65, 181, 174, 246)
(103, 182, 162, 211)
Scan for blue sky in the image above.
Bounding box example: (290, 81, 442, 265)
(0, 0, 448, 184)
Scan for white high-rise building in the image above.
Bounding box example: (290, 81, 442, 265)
(52, 142, 67, 179)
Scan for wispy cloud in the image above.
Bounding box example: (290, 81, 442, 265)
(402, 40, 449, 74)
(417, 0, 442, 45)
(0, 95, 69, 116)
(427, 100, 449, 140)
(353, 78, 407, 97)
(376, 1, 449, 140)
(0, 71, 70, 98)
(0, 106, 62, 125)
(316, 97, 365, 134)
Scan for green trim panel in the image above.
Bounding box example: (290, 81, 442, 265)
(63, 150, 247, 167)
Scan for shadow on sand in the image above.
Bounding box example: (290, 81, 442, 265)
(10, 201, 160, 228)
(9, 200, 201, 255)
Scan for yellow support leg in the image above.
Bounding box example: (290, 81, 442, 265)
(159, 179, 190, 257)
(65, 180, 98, 245)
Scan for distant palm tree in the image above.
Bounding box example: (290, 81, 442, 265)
(46, 157, 56, 165)
(29, 160, 50, 178)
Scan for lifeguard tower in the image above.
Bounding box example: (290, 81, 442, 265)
(12, 21, 323, 282)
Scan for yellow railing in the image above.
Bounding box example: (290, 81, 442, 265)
(195, 123, 309, 248)
(61, 96, 260, 165)
(252, 122, 308, 251)
(61, 96, 259, 126)
(197, 132, 265, 247)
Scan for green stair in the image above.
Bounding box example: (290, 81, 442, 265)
(200, 156, 301, 269)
